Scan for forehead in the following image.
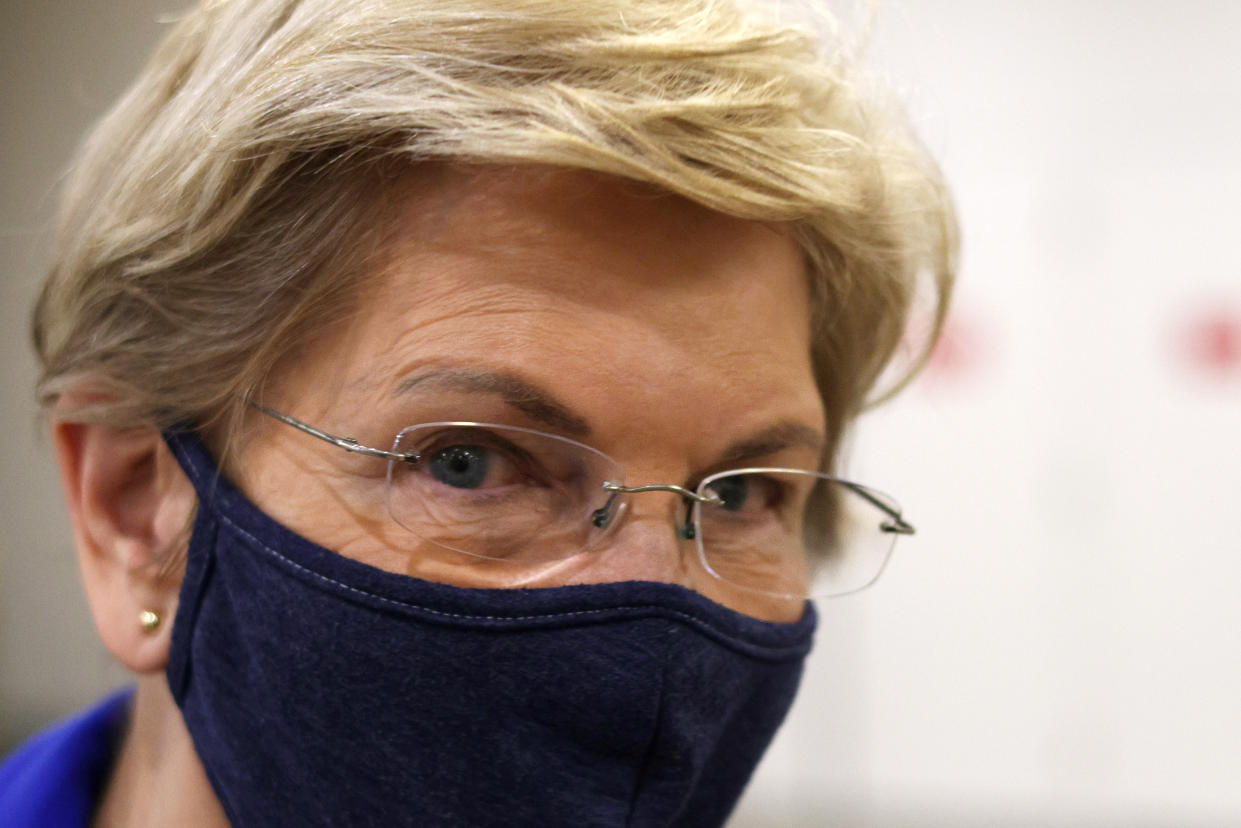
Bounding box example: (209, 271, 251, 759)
(384, 165, 804, 299)
(305, 166, 822, 451)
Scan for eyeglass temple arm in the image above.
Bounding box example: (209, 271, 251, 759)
(247, 401, 419, 464)
(600, 479, 915, 536)
(840, 481, 915, 535)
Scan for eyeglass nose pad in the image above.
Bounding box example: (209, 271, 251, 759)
(677, 497, 698, 541)
(588, 492, 628, 542)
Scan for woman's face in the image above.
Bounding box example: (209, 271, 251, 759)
(235, 166, 824, 621)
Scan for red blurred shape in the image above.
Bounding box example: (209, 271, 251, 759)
(1179, 308, 1241, 376)
(922, 313, 985, 384)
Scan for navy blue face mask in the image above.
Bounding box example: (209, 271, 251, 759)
(164, 431, 816, 827)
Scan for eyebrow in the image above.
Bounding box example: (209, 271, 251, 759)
(393, 368, 822, 466)
(394, 368, 592, 437)
(714, 421, 826, 468)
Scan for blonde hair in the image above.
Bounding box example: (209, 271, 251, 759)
(32, 0, 956, 465)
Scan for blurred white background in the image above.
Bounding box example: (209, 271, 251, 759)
(3, 2, 1239, 826)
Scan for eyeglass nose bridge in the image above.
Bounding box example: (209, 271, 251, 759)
(603, 482, 722, 504)
(590, 482, 723, 539)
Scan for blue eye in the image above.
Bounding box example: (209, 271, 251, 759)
(428, 445, 490, 489)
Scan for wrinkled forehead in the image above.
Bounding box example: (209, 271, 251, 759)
(262, 165, 824, 463)
(370, 164, 813, 349)
(388, 165, 800, 272)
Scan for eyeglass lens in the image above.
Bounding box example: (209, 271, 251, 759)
(386, 423, 901, 600)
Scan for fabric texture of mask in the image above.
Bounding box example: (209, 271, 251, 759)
(163, 431, 816, 827)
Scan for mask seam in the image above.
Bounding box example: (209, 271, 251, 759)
(208, 507, 809, 658)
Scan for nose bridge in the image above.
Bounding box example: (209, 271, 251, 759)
(600, 481, 714, 529)
(612, 483, 697, 534)
(597, 488, 696, 585)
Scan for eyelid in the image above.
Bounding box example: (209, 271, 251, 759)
(410, 425, 600, 491)
(691, 452, 818, 492)
(414, 427, 536, 468)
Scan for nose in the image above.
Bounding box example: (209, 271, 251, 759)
(593, 483, 714, 528)
(593, 500, 696, 587)
(583, 488, 804, 623)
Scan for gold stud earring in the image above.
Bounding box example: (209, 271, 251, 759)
(139, 609, 162, 634)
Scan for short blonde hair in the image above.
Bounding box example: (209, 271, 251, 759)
(32, 0, 956, 465)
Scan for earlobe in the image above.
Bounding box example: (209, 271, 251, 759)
(52, 412, 196, 674)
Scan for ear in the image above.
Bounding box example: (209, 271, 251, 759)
(52, 410, 197, 674)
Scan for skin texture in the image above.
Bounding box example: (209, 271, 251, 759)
(55, 166, 824, 825)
